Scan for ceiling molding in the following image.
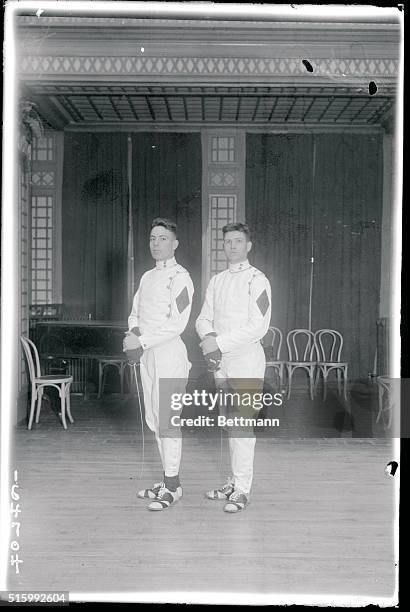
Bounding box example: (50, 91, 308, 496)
(16, 16, 399, 131)
(64, 122, 384, 134)
(15, 9, 401, 26)
(16, 20, 401, 44)
(19, 55, 399, 84)
(16, 15, 401, 67)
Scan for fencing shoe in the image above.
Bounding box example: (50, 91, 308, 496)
(147, 484, 183, 511)
(223, 490, 248, 513)
(137, 481, 164, 499)
(205, 481, 235, 500)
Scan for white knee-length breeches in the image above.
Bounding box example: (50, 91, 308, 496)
(214, 342, 265, 495)
(139, 336, 190, 477)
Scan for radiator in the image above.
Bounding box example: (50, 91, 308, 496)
(44, 356, 88, 394)
(66, 357, 88, 393)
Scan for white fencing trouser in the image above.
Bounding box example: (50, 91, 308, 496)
(214, 341, 265, 496)
(139, 336, 190, 477)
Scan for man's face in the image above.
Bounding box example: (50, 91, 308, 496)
(149, 225, 178, 261)
(223, 230, 252, 264)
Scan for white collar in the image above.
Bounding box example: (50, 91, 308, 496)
(228, 259, 251, 273)
(155, 256, 177, 270)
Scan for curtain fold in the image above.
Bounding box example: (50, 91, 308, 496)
(246, 133, 383, 379)
(312, 133, 383, 380)
(131, 132, 202, 320)
(62, 132, 202, 325)
(62, 133, 129, 320)
(246, 133, 314, 335)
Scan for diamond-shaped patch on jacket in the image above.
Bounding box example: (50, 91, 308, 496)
(256, 289, 270, 316)
(176, 286, 190, 314)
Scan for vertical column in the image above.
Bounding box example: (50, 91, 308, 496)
(201, 129, 246, 294)
(18, 156, 30, 416)
(54, 132, 64, 303)
(380, 132, 394, 319)
(377, 129, 394, 376)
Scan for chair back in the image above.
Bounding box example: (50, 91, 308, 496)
(262, 326, 283, 361)
(287, 329, 316, 362)
(21, 336, 42, 381)
(315, 329, 343, 363)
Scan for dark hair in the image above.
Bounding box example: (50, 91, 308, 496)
(151, 217, 178, 238)
(222, 222, 251, 241)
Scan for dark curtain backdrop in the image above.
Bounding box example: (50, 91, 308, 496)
(62, 132, 202, 323)
(62, 130, 381, 376)
(246, 133, 383, 379)
(62, 133, 129, 320)
(131, 132, 202, 321)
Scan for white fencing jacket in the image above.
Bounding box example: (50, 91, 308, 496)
(196, 260, 271, 356)
(128, 256, 194, 350)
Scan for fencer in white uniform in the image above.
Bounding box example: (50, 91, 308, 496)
(123, 218, 194, 511)
(196, 222, 271, 513)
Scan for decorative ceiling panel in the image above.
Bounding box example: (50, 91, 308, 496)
(25, 84, 395, 128)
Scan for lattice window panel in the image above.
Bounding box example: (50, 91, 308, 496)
(30, 133, 60, 305)
(31, 171, 55, 186)
(31, 195, 53, 304)
(209, 170, 238, 187)
(211, 136, 235, 162)
(210, 195, 237, 276)
(31, 136, 54, 161)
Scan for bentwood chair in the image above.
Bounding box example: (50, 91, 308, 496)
(314, 329, 348, 401)
(286, 329, 317, 400)
(263, 326, 285, 390)
(21, 336, 74, 430)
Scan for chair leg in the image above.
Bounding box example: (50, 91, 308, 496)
(36, 388, 43, 423)
(314, 368, 320, 391)
(275, 367, 280, 390)
(309, 368, 315, 400)
(269, 366, 276, 388)
(83, 357, 90, 401)
(386, 396, 393, 430)
(323, 370, 328, 402)
(28, 386, 37, 430)
(59, 387, 67, 430)
(123, 365, 129, 395)
(66, 383, 74, 423)
(337, 370, 342, 396)
(287, 367, 293, 399)
(279, 364, 284, 392)
(343, 367, 348, 401)
(376, 385, 383, 424)
(97, 362, 103, 399)
(120, 364, 126, 398)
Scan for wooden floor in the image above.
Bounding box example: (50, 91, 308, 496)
(8, 387, 398, 604)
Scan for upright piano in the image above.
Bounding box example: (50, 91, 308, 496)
(34, 320, 127, 394)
